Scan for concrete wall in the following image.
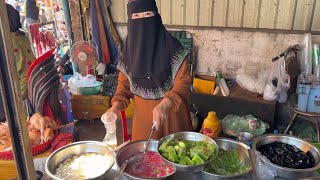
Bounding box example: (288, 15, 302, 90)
(116, 25, 320, 76)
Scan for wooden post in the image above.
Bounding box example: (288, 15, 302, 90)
(0, 2, 36, 180)
(69, 0, 84, 42)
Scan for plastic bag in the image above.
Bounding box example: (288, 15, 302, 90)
(255, 70, 270, 94)
(236, 73, 257, 93)
(263, 57, 290, 103)
(255, 150, 277, 180)
(68, 72, 101, 94)
(221, 114, 270, 137)
(236, 62, 268, 94)
(68, 72, 100, 88)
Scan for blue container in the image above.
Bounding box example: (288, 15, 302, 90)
(297, 83, 320, 113)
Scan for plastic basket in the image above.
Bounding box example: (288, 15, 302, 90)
(0, 131, 58, 160)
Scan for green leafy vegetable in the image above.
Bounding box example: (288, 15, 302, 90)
(204, 148, 248, 175)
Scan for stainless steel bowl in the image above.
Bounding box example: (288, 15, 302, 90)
(45, 141, 115, 180)
(253, 134, 320, 179)
(116, 140, 176, 180)
(201, 138, 252, 179)
(157, 131, 219, 172)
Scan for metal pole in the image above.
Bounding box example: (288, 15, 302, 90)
(0, 2, 36, 180)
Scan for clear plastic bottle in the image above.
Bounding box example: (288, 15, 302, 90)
(217, 72, 230, 96)
(101, 112, 117, 148)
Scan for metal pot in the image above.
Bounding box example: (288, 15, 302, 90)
(115, 140, 176, 180)
(201, 138, 252, 179)
(253, 134, 320, 179)
(157, 131, 219, 172)
(45, 141, 115, 180)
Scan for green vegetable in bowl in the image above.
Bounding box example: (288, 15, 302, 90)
(204, 148, 248, 175)
(159, 139, 215, 165)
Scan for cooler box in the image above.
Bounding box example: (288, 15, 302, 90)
(297, 83, 320, 113)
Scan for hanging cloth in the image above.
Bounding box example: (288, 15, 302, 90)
(98, 0, 118, 64)
(89, 0, 102, 62)
(89, 0, 110, 64)
(95, 0, 110, 64)
(80, 0, 91, 42)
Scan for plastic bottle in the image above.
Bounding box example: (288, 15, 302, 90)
(201, 111, 221, 138)
(217, 72, 230, 96)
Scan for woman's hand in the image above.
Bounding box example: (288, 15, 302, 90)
(106, 101, 122, 115)
(152, 98, 173, 131)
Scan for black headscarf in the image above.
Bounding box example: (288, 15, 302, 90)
(118, 0, 189, 100)
(6, 4, 22, 32)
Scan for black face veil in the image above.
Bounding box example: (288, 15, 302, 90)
(118, 0, 189, 100)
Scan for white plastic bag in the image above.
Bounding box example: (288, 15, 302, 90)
(263, 57, 290, 102)
(255, 70, 270, 94)
(236, 73, 258, 93)
(255, 150, 277, 180)
(68, 72, 101, 94)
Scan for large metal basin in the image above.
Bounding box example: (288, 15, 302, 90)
(45, 141, 115, 180)
(116, 140, 176, 180)
(253, 134, 320, 179)
(201, 138, 252, 179)
(158, 131, 219, 172)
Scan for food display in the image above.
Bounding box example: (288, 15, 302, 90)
(159, 139, 215, 165)
(204, 148, 248, 175)
(258, 141, 315, 169)
(125, 151, 175, 178)
(54, 152, 114, 179)
(0, 113, 56, 151)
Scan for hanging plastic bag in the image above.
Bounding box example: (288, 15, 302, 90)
(263, 57, 290, 102)
(263, 60, 281, 101)
(278, 58, 290, 103)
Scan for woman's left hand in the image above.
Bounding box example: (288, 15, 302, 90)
(152, 98, 173, 131)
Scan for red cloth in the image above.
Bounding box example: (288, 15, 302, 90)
(50, 133, 74, 152)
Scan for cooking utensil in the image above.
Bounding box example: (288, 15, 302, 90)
(121, 122, 156, 169)
(144, 122, 156, 154)
(116, 140, 176, 180)
(158, 131, 219, 172)
(45, 141, 116, 180)
(114, 159, 128, 180)
(253, 134, 320, 179)
(201, 138, 252, 179)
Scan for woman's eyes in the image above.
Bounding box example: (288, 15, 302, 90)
(132, 14, 140, 18)
(131, 12, 154, 19)
(144, 12, 154, 17)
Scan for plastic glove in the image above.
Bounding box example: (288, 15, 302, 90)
(153, 98, 173, 131)
(106, 101, 122, 116)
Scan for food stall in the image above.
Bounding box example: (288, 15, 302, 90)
(1, 0, 320, 180)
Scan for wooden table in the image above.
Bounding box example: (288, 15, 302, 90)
(0, 151, 51, 180)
